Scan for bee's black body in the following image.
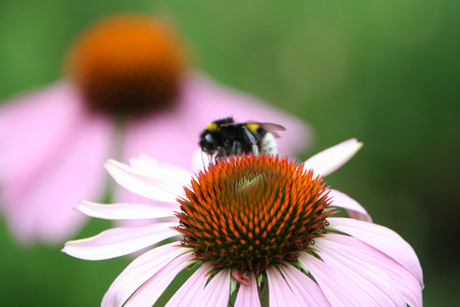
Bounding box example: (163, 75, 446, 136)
(199, 117, 285, 160)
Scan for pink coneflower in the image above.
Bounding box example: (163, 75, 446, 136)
(63, 139, 423, 306)
(0, 14, 311, 244)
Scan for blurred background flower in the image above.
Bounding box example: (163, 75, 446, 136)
(0, 14, 311, 244)
(0, 0, 458, 306)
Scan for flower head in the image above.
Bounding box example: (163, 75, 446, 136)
(0, 14, 312, 244)
(66, 15, 185, 115)
(63, 139, 423, 306)
(176, 155, 332, 275)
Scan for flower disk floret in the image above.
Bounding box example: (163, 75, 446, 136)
(175, 154, 333, 275)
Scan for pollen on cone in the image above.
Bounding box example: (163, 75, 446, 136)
(66, 14, 186, 115)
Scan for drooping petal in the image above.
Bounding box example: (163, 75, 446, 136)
(328, 189, 372, 222)
(165, 263, 212, 307)
(314, 235, 404, 306)
(105, 159, 185, 204)
(314, 233, 422, 307)
(62, 222, 179, 260)
(266, 267, 302, 306)
(329, 217, 424, 286)
(299, 251, 375, 306)
(302, 138, 362, 177)
(194, 269, 231, 307)
(102, 242, 188, 307)
(124, 253, 191, 307)
(234, 272, 261, 307)
(0, 82, 112, 243)
(76, 201, 175, 220)
(279, 264, 330, 307)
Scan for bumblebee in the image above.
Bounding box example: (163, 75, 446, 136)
(199, 117, 285, 160)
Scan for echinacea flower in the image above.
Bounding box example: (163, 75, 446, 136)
(0, 14, 312, 244)
(63, 139, 424, 306)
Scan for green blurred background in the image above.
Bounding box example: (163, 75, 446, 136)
(0, 0, 458, 306)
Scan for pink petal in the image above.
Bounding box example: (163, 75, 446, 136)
(234, 272, 261, 307)
(314, 236, 403, 306)
(266, 267, 302, 306)
(62, 222, 179, 260)
(124, 253, 191, 307)
(0, 82, 112, 243)
(299, 252, 374, 306)
(329, 217, 424, 286)
(0, 82, 80, 167)
(279, 264, 330, 307)
(195, 269, 231, 307)
(328, 189, 372, 222)
(192, 148, 211, 172)
(315, 234, 422, 307)
(166, 263, 212, 307)
(302, 138, 362, 177)
(76, 201, 175, 220)
(105, 159, 185, 204)
(129, 154, 192, 183)
(102, 242, 188, 307)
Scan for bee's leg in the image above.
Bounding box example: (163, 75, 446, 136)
(252, 144, 259, 156)
(232, 141, 241, 155)
(231, 142, 237, 155)
(242, 126, 259, 156)
(216, 146, 225, 161)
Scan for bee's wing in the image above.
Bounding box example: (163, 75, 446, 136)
(246, 121, 286, 138)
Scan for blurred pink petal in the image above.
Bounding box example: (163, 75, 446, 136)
(121, 72, 313, 169)
(63, 222, 178, 260)
(329, 189, 372, 222)
(1, 14, 313, 245)
(102, 242, 185, 307)
(0, 82, 112, 243)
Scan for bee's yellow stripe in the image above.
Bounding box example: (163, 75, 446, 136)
(246, 123, 260, 133)
(206, 122, 219, 131)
